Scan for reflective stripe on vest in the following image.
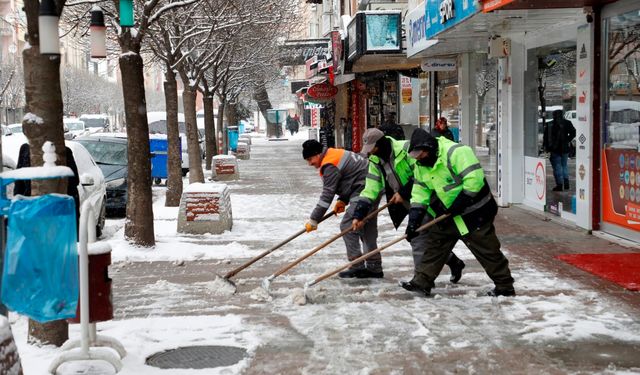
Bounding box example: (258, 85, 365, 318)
(319, 148, 347, 176)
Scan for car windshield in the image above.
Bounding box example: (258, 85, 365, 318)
(82, 118, 107, 128)
(77, 140, 127, 166)
(66, 122, 84, 131)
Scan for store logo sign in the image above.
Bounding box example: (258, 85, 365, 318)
(579, 164, 586, 180)
(440, 0, 455, 24)
(421, 58, 457, 71)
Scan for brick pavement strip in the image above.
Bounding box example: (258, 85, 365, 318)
(109, 136, 640, 373)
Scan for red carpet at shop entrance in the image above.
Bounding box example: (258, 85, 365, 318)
(556, 253, 640, 291)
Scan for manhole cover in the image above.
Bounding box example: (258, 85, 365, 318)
(146, 345, 247, 369)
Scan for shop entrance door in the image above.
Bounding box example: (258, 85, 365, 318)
(524, 41, 578, 216)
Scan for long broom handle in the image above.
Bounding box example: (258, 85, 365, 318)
(223, 210, 336, 279)
(305, 213, 450, 287)
(268, 202, 392, 280)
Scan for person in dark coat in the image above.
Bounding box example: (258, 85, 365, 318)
(431, 117, 455, 141)
(543, 110, 576, 191)
(379, 112, 405, 140)
(14, 143, 81, 231)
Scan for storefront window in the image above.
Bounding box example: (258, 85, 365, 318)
(602, 8, 640, 233)
(436, 70, 459, 140)
(473, 56, 498, 193)
(525, 42, 577, 215)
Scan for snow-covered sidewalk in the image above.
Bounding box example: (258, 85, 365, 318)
(11, 131, 640, 374)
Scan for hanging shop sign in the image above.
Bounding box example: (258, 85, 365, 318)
(279, 39, 331, 66)
(421, 58, 457, 71)
(304, 101, 324, 109)
(307, 82, 338, 101)
(425, 0, 479, 39)
(330, 30, 343, 72)
(482, 0, 514, 13)
(346, 11, 402, 62)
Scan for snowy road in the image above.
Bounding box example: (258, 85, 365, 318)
(11, 130, 640, 374)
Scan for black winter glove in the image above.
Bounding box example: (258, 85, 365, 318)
(448, 193, 473, 216)
(352, 200, 372, 221)
(405, 207, 426, 242)
(430, 199, 448, 217)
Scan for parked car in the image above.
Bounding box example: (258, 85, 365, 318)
(1, 125, 12, 136)
(64, 118, 88, 139)
(7, 123, 22, 134)
(75, 136, 127, 217)
(1, 133, 107, 236)
(564, 110, 578, 127)
(79, 114, 110, 133)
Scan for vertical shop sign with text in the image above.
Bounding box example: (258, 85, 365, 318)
(575, 23, 594, 230)
(401, 76, 413, 104)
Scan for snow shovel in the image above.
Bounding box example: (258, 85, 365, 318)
(216, 210, 338, 292)
(304, 213, 450, 290)
(261, 202, 392, 292)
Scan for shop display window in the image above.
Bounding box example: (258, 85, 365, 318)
(602, 8, 640, 232)
(473, 56, 498, 194)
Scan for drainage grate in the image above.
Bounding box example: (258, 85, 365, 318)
(146, 345, 247, 369)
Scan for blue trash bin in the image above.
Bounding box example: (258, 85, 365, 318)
(227, 126, 239, 152)
(149, 136, 169, 181)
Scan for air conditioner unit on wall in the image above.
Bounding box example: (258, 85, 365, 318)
(488, 37, 511, 58)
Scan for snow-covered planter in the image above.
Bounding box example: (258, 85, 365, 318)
(0, 316, 22, 374)
(177, 183, 232, 235)
(212, 155, 239, 181)
(239, 134, 251, 145)
(236, 142, 250, 160)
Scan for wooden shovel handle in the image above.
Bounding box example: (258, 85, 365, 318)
(271, 202, 392, 279)
(307, 214, 450, 287)
(223, 210, 336, 279)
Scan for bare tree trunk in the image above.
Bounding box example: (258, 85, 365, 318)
(119, 50, 155, 246)
(22, 0, 68, 346)
(225, 102, 238, 131)
(217, 96, 226, 154)
(181, 87, 204, 183)
(164, 69, 182, 207)
(253, 83, 275, 138)
(203, 95, 216, 169)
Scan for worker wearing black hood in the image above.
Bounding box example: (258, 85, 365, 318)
(400, 128, 515, 298)
(352, 128, 465, 282)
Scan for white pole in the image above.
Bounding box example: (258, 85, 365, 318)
(78, 201, 95, 356)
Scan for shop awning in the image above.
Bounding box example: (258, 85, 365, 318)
(351, 55, 422, 73)
(410, 8, 583, 59)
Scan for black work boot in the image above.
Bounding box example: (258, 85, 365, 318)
(564, 179, 570, 190)
(487, 287, 516, 297)
(446, 253, 465, 284)
(552, 185, 563, 192)
(356, 269, 384, 279)
(399, 280, 431, 297)
(338, 268, 362, 278)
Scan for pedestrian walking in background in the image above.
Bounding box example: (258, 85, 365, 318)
(291, 114, 300, 135)
(431, 117, 455, 142)
(302, 139, 383, 278)
(379, 112, 405, 140)
(543, 109, 576, 191)
(352, 128, 465, 281)
(400, 129, 515, 297)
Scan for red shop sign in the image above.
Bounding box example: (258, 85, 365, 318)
(307, 82, 338, 101)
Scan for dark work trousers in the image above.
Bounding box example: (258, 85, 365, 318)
(410, 215, 463, 272)
(340, 199, 381, 272)
(412, 219, 514, 291)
